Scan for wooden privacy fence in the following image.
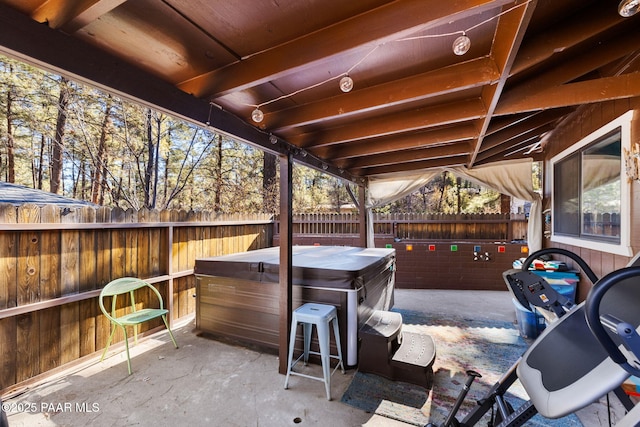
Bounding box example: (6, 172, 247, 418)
(0, 204, 273, 392)
(276, 212, 528, 241)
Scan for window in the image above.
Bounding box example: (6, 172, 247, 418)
(550, 111, 633, 256)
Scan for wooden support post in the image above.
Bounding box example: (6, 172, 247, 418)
(358, 182, 367, 248)
(278, 152, 293, 375)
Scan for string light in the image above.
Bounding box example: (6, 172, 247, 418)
(251, 107, 264, 123)
(619, 0, 639, 16)
(246, 1, 532, 123)
(339, 75, 354, 92)
(452, 33, 471, 56)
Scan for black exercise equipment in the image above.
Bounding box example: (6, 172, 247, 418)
(427, 248, 640, 427)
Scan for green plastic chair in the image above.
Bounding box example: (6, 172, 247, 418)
(99, 277, 178, 374)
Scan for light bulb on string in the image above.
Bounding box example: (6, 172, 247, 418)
(619, 0, 639, 16)
(452, 33, 471, 55)
(251, 107, 264, 123)
(339, 75, 354, 92)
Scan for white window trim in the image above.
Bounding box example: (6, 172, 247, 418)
(550, 110, 633, 257)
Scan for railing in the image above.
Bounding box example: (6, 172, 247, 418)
(275, 212, 528, 241)
(0, 204, 274, 393)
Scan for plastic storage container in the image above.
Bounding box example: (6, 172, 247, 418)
(513, 298, 547, 339)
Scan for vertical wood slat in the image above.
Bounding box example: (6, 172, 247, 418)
(16, 205, 41, 384)
(0, 203, 17, 390)
(60, 208, 81, 366)
(17, 204, 40, 305)
(39, 206, 61, 374)
(0, 204, 18, 310)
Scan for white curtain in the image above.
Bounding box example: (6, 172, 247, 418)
(447, 159, 542, 253)
(365, 170, 441, 248)
(364, 159, 542, 252)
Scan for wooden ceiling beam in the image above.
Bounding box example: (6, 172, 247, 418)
(475, 136, 540, 164)
(476, 127, 549, 162)
(504, 28, 640, 101)
(510, 2, 627, 77)
(266, 57, 500, 131)
(31, 0, 125, 31)
(340, 142, 471, 169)
(177, 0, 512, 98)
(355, 155, 468, 177)
(468, 0, 537, 167)
(316, 124, 478, 160)
(485, 112, 540, 135)
(292, 98, 486, 148)
(495, 72, 640, 115)
(482, 109, 565, 150)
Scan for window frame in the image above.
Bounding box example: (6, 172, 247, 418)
(550, 111, 633, 257)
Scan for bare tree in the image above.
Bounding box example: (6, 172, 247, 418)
(4, 64, 15, 183)
(50, 77, 69, 194)
(91, 97, 112, 204)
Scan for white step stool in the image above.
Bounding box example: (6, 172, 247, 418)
(284, 303, 345, 400)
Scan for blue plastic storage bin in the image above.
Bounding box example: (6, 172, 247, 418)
(512, 298, 546, 339)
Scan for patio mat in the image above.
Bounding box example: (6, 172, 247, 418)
(341, 308, 583, 426)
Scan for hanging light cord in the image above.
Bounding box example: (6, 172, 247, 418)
(247, 0, 532, 112)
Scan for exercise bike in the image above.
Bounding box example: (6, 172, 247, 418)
(427, 248, 640, 427)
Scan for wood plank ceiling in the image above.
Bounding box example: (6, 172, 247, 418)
(0, 0, 639, 182)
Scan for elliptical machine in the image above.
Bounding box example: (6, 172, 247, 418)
(427, 248, 640, 427)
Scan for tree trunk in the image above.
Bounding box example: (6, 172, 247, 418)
(213, 134, 223, 211)
(91, 98, 112, 204)
(263, 152, 277, 211)
(50, 77, 69, 194)
(437, 171, 448, 212)
(5, 76, 15, 183)
(456, 177, 462, 214)
(143, 109, 154, 208)
(151, 115, 161, 209)
(36, 134, 47, 190)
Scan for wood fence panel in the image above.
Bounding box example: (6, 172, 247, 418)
(0, 204, 17, 390)
(136, 210, 150, 278)
(59, 301, 80, 366)
(79, 299, 96, 357)
(39, 306, 61, 373)
(17, 205, 40, 305)
(149, 210, 161, 276)
(0, 204, 17, 310)
(16, 312, 39, 383)
(79, 207, 97, 293)
(0, 209, 274, 392)
(40, 206, 60, 300)
(0, 316, 17, 389)
(61, 208, 80, 296)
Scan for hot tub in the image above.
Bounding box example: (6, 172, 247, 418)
(194, 245, 396, 366)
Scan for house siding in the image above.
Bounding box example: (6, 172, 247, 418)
(542, 98, 640, 301)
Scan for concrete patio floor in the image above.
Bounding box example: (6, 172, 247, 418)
(2, 289, 630, 427)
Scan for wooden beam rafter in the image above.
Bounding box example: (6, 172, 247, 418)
(316, 124, 478, 160)
(177, 0, 512, 98)
(266, 57, 500, 131)
(469, 0, 538, 167)
(355, 155, 468, 176)
(495, 72, 640, 115)
(293, 98, 485, 149)
(339, 142, 471, 170)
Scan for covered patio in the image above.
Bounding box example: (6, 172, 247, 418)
(0, 1, 639, 426)
(2, 289, 626, 426)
